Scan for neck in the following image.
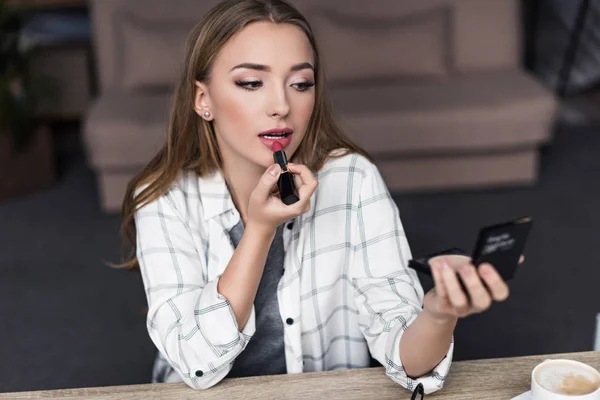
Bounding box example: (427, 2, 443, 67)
(222, 157, 265, 226)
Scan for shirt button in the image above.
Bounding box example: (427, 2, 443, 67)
(287, 222, 294, 230)
(195, 370, 204, 377)
(286, 318, 294, 325)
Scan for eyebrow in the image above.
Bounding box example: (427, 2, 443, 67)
(230, 62, 314, 72)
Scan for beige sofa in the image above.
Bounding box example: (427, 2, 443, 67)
(84, 0, 557, 213)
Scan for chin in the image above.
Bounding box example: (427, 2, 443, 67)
(253, 152, 274, 170)
(258, 159, 272, 169)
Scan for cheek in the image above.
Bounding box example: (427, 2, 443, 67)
(214, 88, 258, 136)
(300, 96, 315, 118)
(292, 95, 315, 131)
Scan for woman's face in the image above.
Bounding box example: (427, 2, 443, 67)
(195, 21, 316, 173)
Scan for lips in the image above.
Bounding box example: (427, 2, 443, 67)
(258, 128, 293, 139)
(258, 128, 293, 149)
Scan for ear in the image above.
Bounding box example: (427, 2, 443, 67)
(194, 81, 213, 121)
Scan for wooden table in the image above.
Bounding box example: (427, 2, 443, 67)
(2, 351, 599, 399)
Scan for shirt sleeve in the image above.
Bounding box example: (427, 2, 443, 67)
(350, 160, 453, 395)
(135, 189, 256, 389)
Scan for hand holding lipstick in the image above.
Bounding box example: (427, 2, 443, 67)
(247, 160, 318, 235)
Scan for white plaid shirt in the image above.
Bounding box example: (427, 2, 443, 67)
(135, 152, 453, 393)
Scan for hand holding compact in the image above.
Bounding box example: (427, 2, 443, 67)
(423, 254, 525, 321)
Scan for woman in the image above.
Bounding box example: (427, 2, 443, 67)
(119, 0, 513, 394)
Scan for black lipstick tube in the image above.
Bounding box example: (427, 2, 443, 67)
(273, 149, 300, 205)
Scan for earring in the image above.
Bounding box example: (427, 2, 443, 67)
(203, 111, 211, 118)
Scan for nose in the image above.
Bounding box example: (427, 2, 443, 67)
(267, 84, 290, 119)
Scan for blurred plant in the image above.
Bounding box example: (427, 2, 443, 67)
(0, 0, 37, 150)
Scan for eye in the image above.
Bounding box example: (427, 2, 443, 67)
(292, 81, 315, 92)
(235, 80, 262, 91)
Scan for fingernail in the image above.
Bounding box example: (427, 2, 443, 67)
(268, 164, 280, 176)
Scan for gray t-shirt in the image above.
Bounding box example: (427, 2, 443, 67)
(151, 220, 287, 383)
(226, 220, 287, 378)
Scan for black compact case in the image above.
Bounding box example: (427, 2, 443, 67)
(471, 216, 533, 281)
(409, 216, 533, 282)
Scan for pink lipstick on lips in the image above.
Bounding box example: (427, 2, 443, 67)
(272, 141, 299, 205)
(258, 128, 293, 149)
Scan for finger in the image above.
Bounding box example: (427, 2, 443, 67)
(283, 164, 317, 214)
(458, 265, 492, 313)
(440, 259, 469, 315)
(253, 164, 281, 201)
(478, 263, 510, 302)
(287, 193, 312, 216)
(519, 255, 525, 264)
(292, 171, 303, 190)
(269, 180, 279, 194)
(303, 202, 310, 213)
(430, 260, 447, 299)
(287, 164, 318, 201)
(287, 163, 317, 189)
(296, 181, 317, 205)
(287, 164, 304, 190)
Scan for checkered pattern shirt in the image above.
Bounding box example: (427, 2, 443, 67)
(135, 152, 453, 393)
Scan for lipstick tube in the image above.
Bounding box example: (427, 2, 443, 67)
(272, 142, 299, 205)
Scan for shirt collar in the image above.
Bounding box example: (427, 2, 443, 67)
(197, 170, 236, 220)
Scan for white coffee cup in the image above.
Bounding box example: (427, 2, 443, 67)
(531, 359, 600, 399)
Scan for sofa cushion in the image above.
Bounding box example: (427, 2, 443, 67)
(115, 12, 196, 91)
(329, 69, 557, 154)
(91, 0, 222, 90)
(310, 6, 450, 83)
(83, 91, 171, 169)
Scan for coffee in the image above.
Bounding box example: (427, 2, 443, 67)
(535, 362, 600, 395)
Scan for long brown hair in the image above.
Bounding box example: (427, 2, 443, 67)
(117, 0, 371, 270)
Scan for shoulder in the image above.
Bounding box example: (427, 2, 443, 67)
(318, 150, 382, 187)
(134, 169, 203, 216)
(314, 151, 386, 203)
